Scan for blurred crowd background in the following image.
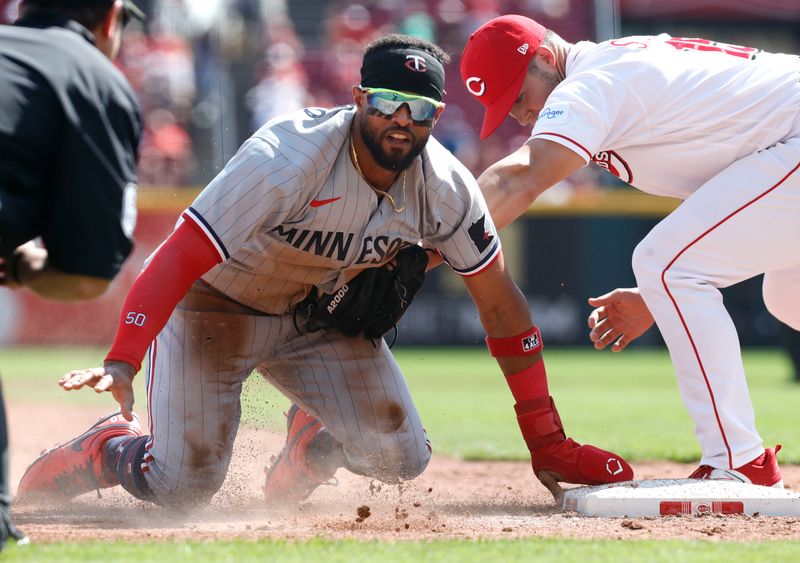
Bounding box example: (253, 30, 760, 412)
(3, 0, 799, 191)
(1, 0, 799, 369)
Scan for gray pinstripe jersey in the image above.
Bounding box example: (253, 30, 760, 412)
(184, 105, 500, 315)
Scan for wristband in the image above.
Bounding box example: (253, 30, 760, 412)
(485, 326, 543, 357)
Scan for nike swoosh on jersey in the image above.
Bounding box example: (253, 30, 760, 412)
(310, 197, 342, 208)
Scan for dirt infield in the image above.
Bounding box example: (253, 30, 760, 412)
(10, 403, 800, 543)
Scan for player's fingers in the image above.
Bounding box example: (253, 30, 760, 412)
(589, 317, 611, 342)
(93, 373, 114, 393)
(587, 289, 621, 307)
(611, 335, 629, 352)
(536, 470, 565, 505)
(120, 397, 134, 422)
(587, 306, 606, 329)
(593, 327, 619, 350)
(111, 386, 135, 421)
(60, 368, 102, 390)
(59, 368, 88, 386)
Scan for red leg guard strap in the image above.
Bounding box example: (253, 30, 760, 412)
(486, 326, 543, 357)
(515, 396, 566, 449)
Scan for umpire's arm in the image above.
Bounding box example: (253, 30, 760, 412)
(1, 241, 111, 300)
(461, 250, 541, 375)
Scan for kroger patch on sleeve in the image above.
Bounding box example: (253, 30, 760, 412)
(537, 103, 570, 125)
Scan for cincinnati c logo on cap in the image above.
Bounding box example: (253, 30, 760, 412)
(404, 55, 428, 72)
(466, 76, 485, 96)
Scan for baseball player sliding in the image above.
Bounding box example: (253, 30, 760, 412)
(461, 15, 800, 487)
(18, 34, 632, 509)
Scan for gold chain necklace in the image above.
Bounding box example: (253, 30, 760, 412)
(350, 135, 406, 213)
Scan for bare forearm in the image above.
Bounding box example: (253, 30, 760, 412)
(24, 269, 110, 300)
(475, 280, 540, 375)
(8, 243, 109, 301)
(478, 159, 539, 231)
(478, 140, 587, 231)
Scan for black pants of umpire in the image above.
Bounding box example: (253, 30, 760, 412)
(0, 378, 24, 549)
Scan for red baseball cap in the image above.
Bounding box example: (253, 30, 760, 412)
(461, 15, 546, 139)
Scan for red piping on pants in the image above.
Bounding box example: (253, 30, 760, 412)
(660, 159, 800, 469)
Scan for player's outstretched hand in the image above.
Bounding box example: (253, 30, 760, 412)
(587, 287, 654, 352)
(59, 361, 137, 421)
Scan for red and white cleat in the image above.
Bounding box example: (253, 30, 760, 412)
(689, 445, 783, 488)
(263, 404, 336, 505)
(17, 411, 142, 501)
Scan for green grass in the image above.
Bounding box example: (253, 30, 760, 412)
(399, 347, 800, 463)
(4, 538, 800, 562)
(2, 346, 799, 557)
(1, 346, 798, 463)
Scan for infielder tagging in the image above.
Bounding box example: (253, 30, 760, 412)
(18, 34, 632, 508)
(461, 15, 800, 487)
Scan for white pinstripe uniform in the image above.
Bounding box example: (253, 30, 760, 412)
(141, 105, 501, 504)
(530, 35, 800, 468)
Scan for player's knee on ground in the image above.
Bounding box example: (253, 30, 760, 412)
(147, 440, 232, 509)
(344, 401, 431, 483)
(152, 466, 228, 509)
(350, 442, 431, 484)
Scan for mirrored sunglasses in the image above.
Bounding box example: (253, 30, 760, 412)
(361, 88, 444, 125)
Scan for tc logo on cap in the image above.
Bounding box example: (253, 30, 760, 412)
(405, 55, 428, 72)
(466, 76, 486, 97)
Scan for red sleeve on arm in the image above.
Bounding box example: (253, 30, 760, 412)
(105, 217, 223, 372)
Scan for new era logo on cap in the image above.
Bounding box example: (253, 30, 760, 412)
(460, 15, 547, 139)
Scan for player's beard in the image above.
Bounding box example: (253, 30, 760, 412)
(359, 116, 427, 172)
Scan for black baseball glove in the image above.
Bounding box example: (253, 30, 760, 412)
(294, 245, 429, 340)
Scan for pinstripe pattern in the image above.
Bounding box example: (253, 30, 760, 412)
(132, 105, 501, 505)
(140, 282, 429, 503)
(189, 106, 500, 315)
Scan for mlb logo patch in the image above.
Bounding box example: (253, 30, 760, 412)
(522, 334, 540, 352)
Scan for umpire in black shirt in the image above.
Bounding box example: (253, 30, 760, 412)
(0, 0, 144, 548)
